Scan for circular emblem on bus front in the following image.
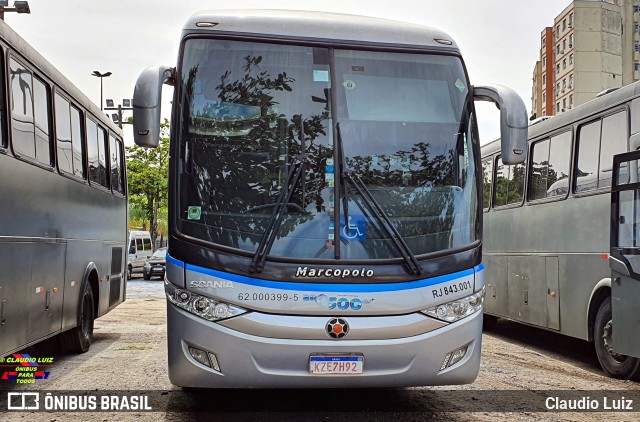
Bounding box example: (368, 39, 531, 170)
(326, 318, 349, 339)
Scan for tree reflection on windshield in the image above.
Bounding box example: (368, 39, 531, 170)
(180, 55, 332, 252)
(177, 41, 477, 260)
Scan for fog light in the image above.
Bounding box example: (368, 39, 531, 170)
(440, 352, 452, 371)
(439, 345, 469, 371)
(208, 352, 221, 372)
(188, 346, 211, 368)
(449, 346, 468, 367)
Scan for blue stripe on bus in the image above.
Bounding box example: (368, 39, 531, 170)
(166, 254, 183, 268)
(167, 254, 483, 293)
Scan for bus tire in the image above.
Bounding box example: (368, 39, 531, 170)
(127, 264, 132, 280)
(593, 298, 640, 379)
(483, 314, 498, 331)
(62, 282, 95, 354)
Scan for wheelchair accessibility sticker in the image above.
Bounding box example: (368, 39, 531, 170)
(340, 215, 366, 241)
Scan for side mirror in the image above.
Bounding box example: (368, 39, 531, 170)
(132, 65, 174, 148)
(473, 84, 528, 165)
(129, 246, 136, 255)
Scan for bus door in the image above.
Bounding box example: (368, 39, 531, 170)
(610, 150, 640, 359)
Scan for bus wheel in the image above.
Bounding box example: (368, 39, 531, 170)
(127, 264, 132, 280)
(62, 282, 95, 354)
(594, 299, 640, 379)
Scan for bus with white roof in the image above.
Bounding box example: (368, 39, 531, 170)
(132, 9, 527, 387)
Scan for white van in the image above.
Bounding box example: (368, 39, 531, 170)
(127, 231, 153, 279)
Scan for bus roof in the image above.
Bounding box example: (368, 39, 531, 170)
(481, 80, 640, 156)
(0, 19, 122, 136)
(183, 9, 460, 52)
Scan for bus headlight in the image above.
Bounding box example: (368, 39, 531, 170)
(422, 287, 485, 323)
(165, 280, 247, 322)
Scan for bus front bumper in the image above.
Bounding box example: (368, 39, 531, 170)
(166, 302, 482, 388)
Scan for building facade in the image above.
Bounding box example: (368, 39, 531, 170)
(533, 0, 640, 118)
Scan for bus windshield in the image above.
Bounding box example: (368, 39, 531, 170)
(178, 39, 477, 261)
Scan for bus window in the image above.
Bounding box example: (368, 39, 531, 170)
(33, 77, 51, 166)
(529, 138, 550, 200)
(110, 135, 125, 195)
(575, 120, 601, 192)
(632, 98, 640, 137)
(599, 111, 627, 188)
(97, 126, 108, 187)
(482, 158, 493, 209)
(55, 94, 73, 174)
(87, 118, 101, 186)
(70, 105, 84, 179)
(530, 131, 571, 200)
(494, 156, 524, 207)
(10, 58, 35, 159)
(546, 131, 571, 197)
(57, 96, 85, 179)
(142, 237, 151, 251)
(576, 112, 628, 192)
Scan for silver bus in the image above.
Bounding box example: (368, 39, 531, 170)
(0, 19, 128, 356)
(133, 10, 527, 388)
(481, 81, 640, 379)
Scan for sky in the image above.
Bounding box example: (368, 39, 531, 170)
(4, 0, 571, 145)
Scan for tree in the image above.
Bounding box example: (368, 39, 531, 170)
(126, 119, 170, 247)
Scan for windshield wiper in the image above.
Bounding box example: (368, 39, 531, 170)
(248, 123, 307, 274)
(336, 123, 423, 276)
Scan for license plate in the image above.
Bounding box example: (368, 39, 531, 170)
(309, 354, 363, 375)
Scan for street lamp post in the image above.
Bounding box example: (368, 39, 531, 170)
(105, 99, 133, 129)
(91, 70, 112, 111)
(0, 1, 31, 20)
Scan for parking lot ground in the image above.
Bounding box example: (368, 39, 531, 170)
(1, 278, 639, 421)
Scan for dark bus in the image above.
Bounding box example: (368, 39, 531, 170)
(0, 19, 128, 356)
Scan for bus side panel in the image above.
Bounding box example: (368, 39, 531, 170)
(108, 245, 125, 307)
(28, 241, 65, 341)
(0, 240, 65, 355)
(559, 253, 609, 340)
(61, 239, 117, 328)
(61, 240, 90, 332)
(545, 256, 560, 330)
(506, 256, 547, 328)
(484, 254, 508, 318)
(0, 242, 31, 353)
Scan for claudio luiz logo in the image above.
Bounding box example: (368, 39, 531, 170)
(1, 354, 53, 384)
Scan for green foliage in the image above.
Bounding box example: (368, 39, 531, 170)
(495, 163, 525, 206)
(126, 119, 170, 245)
